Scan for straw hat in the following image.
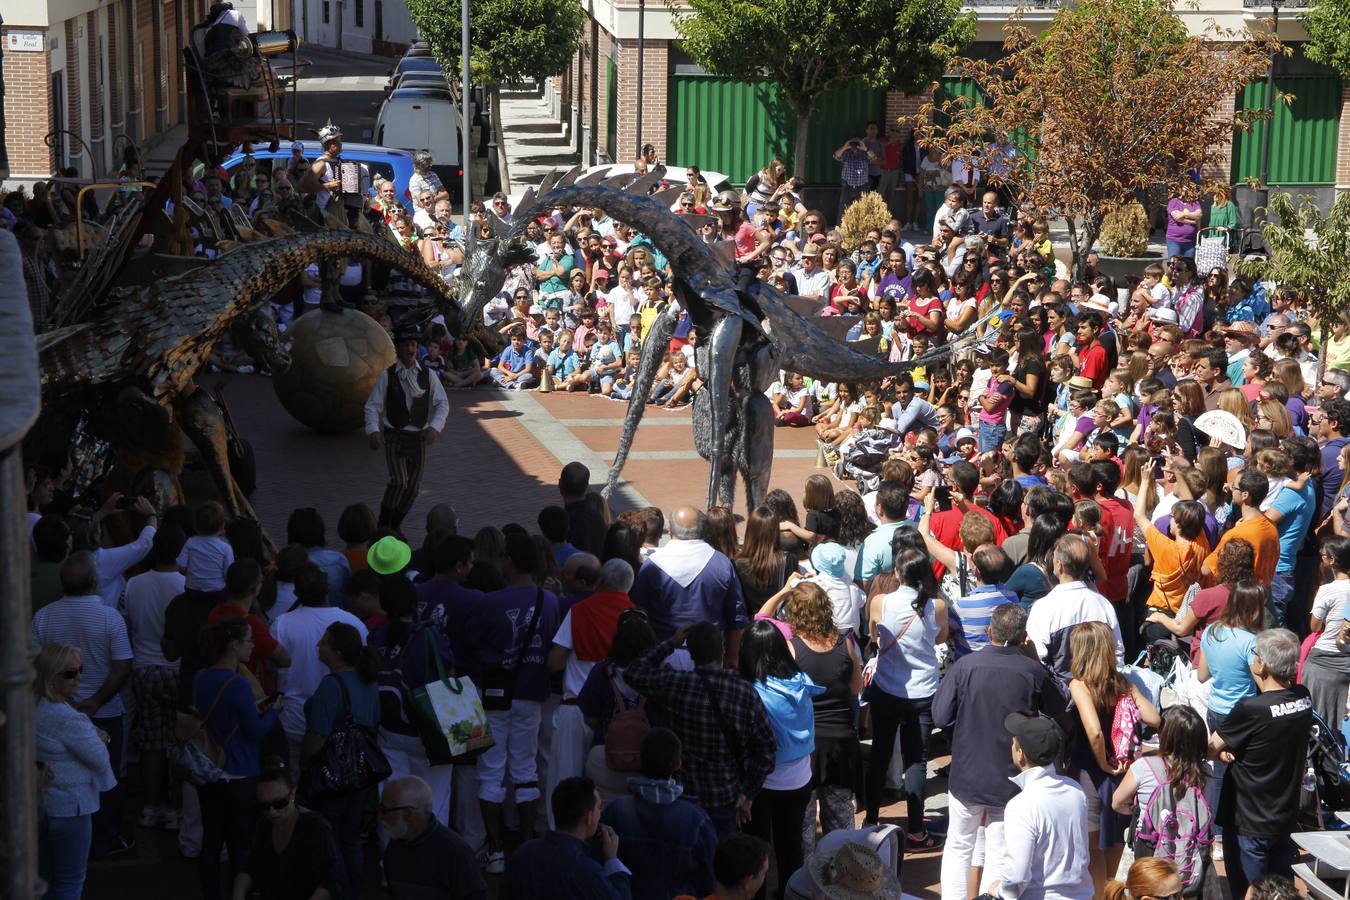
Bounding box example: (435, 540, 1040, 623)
(807, 842, 901, 900)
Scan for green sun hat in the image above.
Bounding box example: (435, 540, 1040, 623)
(367, 536, 412, 575)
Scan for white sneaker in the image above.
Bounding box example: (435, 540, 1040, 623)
(160, 809, 181, 831)
(137, 806, 161, 828)
(483, 850, 506, 874)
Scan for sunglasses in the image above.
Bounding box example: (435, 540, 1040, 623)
(59, 667, 82, 680)
(258, 796, 291, 812)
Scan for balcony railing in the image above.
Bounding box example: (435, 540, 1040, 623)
(1242, 0, 1312, 7)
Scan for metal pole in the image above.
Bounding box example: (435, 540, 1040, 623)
(461, 0, 471, 223)
(1258, 2, 1281, 192)
(0, 230, 41, 900)
(635, 0, 644, 159)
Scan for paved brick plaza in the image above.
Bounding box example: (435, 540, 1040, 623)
(228, 372, 832, 546)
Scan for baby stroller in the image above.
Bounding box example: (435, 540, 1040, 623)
(1300, 709, 1350, 828)
(834, 428, 896, 493)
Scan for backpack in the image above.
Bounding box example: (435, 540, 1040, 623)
(1134, 756, 1213, 894)
(1109, 689, 1143, 766)
(604, 673, 650, 772)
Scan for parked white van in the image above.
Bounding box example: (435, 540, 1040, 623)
(375, 91, 465, 201)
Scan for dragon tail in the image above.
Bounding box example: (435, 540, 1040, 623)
(603, 304, 679, 501)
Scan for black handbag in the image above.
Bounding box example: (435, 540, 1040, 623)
(300, 674, 392, 802)
(479, 588, 544, 712)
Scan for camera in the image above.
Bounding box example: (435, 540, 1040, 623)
(935, 485, 952, 511)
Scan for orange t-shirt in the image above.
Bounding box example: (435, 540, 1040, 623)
(1202, 514, 1280, 587)
(1144, 524, 1209, 613)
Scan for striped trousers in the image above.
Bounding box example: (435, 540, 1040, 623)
(379, 429, 427, 533)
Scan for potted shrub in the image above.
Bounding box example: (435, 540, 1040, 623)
(1093, 200, 1162, 282)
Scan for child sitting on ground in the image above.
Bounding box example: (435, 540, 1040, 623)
(608, 350, 643, 400)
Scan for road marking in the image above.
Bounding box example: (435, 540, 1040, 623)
(491, 390, 653, 510)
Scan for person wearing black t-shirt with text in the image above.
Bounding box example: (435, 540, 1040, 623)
(1208, 628, 1312, 899)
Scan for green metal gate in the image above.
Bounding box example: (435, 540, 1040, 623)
(666, 75, 885, 184)
(606, 58, 618, 162)
(1231, 75, 1342, 186)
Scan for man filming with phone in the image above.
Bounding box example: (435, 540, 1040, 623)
(833, 134, 878, 222)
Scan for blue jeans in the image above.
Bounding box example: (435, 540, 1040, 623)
(39, 813, 92, 900)
(1166, 240, 1196, 260)
(319, 790, 367, 900)
(1269, 570, 1294, 627)
(978, 419, 1007, 454)
(1223, 831, 1295, 899)
(198, 777, 257, 900)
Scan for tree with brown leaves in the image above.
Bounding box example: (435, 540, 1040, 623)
(917, 0, 1281, 279)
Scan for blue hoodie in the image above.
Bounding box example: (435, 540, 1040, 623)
(754, 673, 825, 765)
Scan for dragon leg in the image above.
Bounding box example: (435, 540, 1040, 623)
(704, 316, 743, 511)
(175, 387, 259, 525)
(742, 393, 775, 510)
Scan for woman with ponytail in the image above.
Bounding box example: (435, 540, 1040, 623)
(862, 548, 948, 851)
(302, 621, 381, 898)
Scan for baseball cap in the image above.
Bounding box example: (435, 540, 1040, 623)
(1004, 713, 1064, 766)
(593, 268, 612, 281)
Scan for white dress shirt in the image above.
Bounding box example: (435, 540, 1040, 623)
(998, 764, 1094, 900)
(364, 362, 450, 434)
(1026, 580, 1123, 681)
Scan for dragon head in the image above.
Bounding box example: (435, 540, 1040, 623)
(231, 307, 291, 374)
(454, 230, 537, 336)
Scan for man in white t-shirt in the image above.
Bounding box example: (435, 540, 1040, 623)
(123, 527, 189, 829)
(270, 565, 368, 771)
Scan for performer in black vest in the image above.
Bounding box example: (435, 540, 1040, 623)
(364, 327, 449, 532)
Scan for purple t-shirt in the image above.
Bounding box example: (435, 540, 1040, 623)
(461, 585, 561, 702)
(1073, 414, 1096, 437)
(1165, 198, 1201, 245)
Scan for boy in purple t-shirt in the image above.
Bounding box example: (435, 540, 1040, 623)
(976, 347, 1015, 453)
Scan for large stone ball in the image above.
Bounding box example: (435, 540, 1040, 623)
(273, 308, 394, 433)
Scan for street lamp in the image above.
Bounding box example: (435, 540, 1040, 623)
(1258, 0, 1282, 194)
(635, 0, 645, 160)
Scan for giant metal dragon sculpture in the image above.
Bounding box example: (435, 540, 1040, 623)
(458, 166, 960, 511)
(35, 229, 468, 521)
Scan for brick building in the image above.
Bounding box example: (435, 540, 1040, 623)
(554, 0, 1349, 200)
(1, 0, 289, 186)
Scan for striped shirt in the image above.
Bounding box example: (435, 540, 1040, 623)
(949, 584, 1020, 657)
(31, 595, 133, 717)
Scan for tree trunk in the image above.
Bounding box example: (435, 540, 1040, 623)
(1069, 211, 1104, 283)
(792, 105, 813, 180)
(1066, 217, 1081, 282)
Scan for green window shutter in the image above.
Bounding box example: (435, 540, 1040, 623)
(1232, 75, 1342, 186)
(667, 74, 791, 184)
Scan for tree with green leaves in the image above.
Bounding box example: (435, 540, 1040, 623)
(1302, 0, 1350, 77)
(674, 0, 975, 179)
(407, 0, 585, 152)
(1238, 191, 1350, 379)
(919, 0, 1279, 279)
